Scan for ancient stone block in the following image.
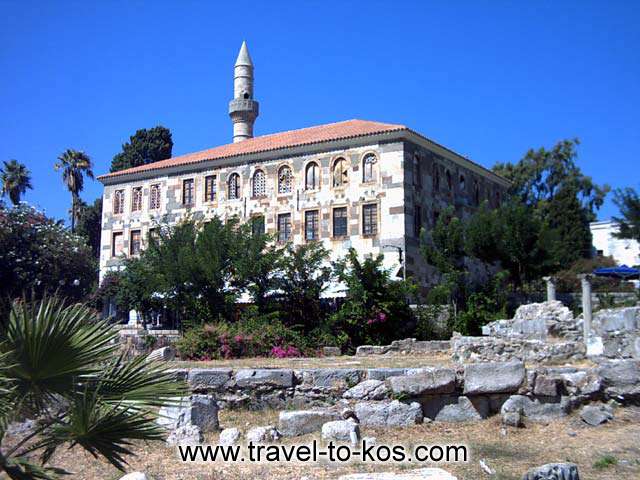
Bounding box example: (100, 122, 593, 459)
(463, 361, 525, 395)
(166, 424, 203, 447)
(366, 368, 407, 381)
(219, 427, 241, 445)
(246, 425, 281, 444)
(343, 380, 389, 400)
(300, 369, 362, 390)
(188, 368, 233, 390)
(321, 420, 360, 443)
(355, 400, 423, 427)
(500, 395, 569, 422)
(235, 369, 294, 388)
(580, 404, 613, 426)
(422, 395, 489, 422)
(521, 463, 580, 480)
(157, 395, 219, 432)
(388, 369, 456, 396)
(278, 410, 341, 436)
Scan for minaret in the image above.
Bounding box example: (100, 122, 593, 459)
(228, 41, 259, 142)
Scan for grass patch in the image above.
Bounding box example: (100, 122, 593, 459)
(593, 454, 618, 469)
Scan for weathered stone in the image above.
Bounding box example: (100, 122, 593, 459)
(166, 424, 203, 446)
(580, 404, 613, 426)
(533, 375, 562, 397)
(235, 369, 294, 388)
(502, 410, 524, 428)
(322, 346, 341, 356)
(593, 307, 639, 333)
(423, 396, 489, 422)
(356, 345, 392, 356)
(300, 369, 362, 389)
(500, 395, 570, 422)
(147, 346, 175, 362)
(119, 473, 149, 480)
(157, 395, 219, 432)
(366, 368, 407, 381)
(388, 369, 456, 396)
(521, 462, 580, 480)
(343, 380, 389, 400)
(463, 361, 525, 395)
(188, 368, 233, 390)
(246, 425, 281, 444)
(338, 468, 458, 479)
(355, 400, 422, 427)
(278, 410, 341, 436)
(321, 420, 360, 443)
(219, 427, 241, 445)
(597, 360, 640, 400)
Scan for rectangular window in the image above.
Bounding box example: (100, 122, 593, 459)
(333, 207, 348, 238)
(305, 210, 319, 241)
(131, 186, 142, 212)
(277, 213, 292, 242)
(130, 230, 141, 255)
(251, 215, 265, 236)
(204, 175, 216, 202)
(362, 204, 378, 236)
(113, 189, 124, 215)
(149, 184, 161, 210)
(414, 205, 422, 238)
(148, 227, 159, 243)
(182, 179, 194, 206)
(112, 231, 123, 257)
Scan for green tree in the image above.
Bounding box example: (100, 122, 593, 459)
(0, 296, 186, 478)
(110, 126, 173, 173)
(465, 199, 550, 285)
(493, 139, 608, 264)
(0, 205, 96, 307)
(54, 149, 94, 233)
(420, 206, 467, 306)
(332, 248, 416, 347)
(0, 160, 32, 206)
(275, 242, 332, 332)
(613, 187, 640, 243)
(76, 197, 103, 258)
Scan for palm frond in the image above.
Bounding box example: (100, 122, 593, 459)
(93, 355, 187, 410)
(34, 389, 165, 471)
(0, 456, 69, 480)
(2, 297, 117, 414)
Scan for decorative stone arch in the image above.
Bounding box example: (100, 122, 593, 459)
(277, 163, 294, 195)
(331, 155, 349, 188)
(227, 171, 242, 200)
(251, 168, 266, 198)
(361, 151, 379, 184)
(303, 159, 321, 191)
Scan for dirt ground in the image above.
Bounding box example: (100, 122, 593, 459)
(7, 406, 639, 480)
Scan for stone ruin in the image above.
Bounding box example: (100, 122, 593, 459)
(452, 300, 639, 363)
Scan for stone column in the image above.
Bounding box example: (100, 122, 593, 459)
(543, 276, 557, 302)
(578, 274, 593, 342)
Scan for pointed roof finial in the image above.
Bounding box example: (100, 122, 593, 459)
(235, 41, 253, 67)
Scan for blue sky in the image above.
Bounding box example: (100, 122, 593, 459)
(1, 0, 638, 221)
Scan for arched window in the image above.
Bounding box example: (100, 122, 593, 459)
(473, 180, 480, 206)
(228, 173, 240, 200)
(278, 165, 292, 194)
(252, 169, 265, 197)
(459, 174, 466, 192)
(305, 162, 320, 190)
(446, 170, 452, 192)
(362, 153, 377, 183)
(332, 157, 348, 187)
(432, 164, 440, 191)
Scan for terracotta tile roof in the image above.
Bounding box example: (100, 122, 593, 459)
(98, 119, 407, 180)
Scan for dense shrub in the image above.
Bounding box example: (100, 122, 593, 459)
(0, 204, 96, 306)
(175, 308, 310, 360)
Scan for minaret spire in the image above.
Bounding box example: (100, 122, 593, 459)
(228, 41, 259, 142)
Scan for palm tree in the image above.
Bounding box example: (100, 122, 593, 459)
(54, 150, 94, 232)
(0, 160, 33, 205)
(0, 296, 186, 478)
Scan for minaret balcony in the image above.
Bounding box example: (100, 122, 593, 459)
(228, 98, 259, 116)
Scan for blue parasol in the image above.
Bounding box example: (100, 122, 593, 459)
(593, 264, 640, 280)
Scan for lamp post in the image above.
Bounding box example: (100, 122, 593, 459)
(382, 244, 406, 281)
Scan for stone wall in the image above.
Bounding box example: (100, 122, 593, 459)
(356, 338, 450, 356)
(170, 360, 639, 421)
